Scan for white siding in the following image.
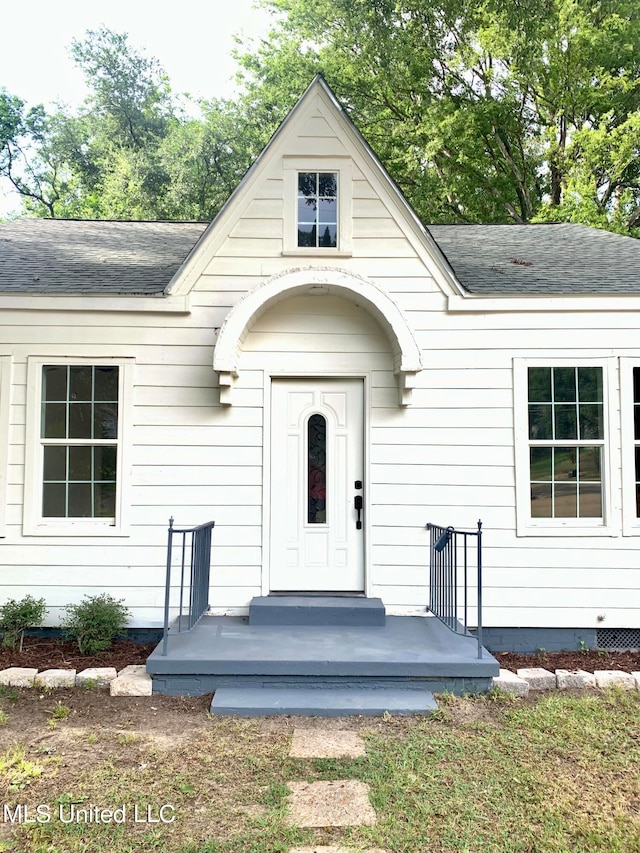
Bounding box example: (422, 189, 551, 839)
(2, 84, 640, 634)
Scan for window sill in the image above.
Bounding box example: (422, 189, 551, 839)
(517, 521, 617, 537)
(23, 521, 129, 538)
(282, 249, 352, 258)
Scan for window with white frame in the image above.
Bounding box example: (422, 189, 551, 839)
(24, 358, 131, 535)
(283, 157, 352, 255)
(515, 359, 613, 534)
(527, 366, 604, 519)
(620, 358, 640, 534)
(41, 365, 118, 518)
(297, 172, 338, 248)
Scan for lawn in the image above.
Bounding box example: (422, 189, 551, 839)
(0, 686, 637, 852)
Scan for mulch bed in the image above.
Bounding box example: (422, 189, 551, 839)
(495, 648, 640, 674)
(0, 638, 639, 676)
(0, 637, 157, 672)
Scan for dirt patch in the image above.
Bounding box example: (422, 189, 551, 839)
(495, 648, 640, 673)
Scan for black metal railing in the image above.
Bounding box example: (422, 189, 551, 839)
(161, 517, 215, 656)
(426, 520, 483, 659)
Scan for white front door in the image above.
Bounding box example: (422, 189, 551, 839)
(270, 378, 364, 592)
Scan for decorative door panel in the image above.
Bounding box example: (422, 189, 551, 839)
(270, 379, 364, 591)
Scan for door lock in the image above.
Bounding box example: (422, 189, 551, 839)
(354, 494, 363, 529)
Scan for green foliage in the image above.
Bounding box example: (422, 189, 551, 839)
(233, 0, 640, 234)
(0, 595, 47, 651)
(61, 594, 130, 655)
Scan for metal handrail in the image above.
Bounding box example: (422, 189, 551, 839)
(161, 517, 215, 656)
(426, 520, 483, 659)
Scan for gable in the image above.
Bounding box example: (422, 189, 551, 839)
(170, 77, 461, 300)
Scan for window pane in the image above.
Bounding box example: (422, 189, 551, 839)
(308, 414, 327, 524)
(42, 403, 66, 439)
(554, 405, 577, 439)
(578, 367, 602, 403)
(635, 406, 640, 441)
(94, 402, 118, 439)
(298, 198, 317, 221)
(528, 404, 552, 439)
(635, 446, 640, 483)
(69, 446, 92, 481)
(634, 367, 640, 404)
(298, 224, 316, 247)
(318, 172, 337, 195)
(95, 446, 117, 480)
(69, 403, 92, 438)
(298, 172, 316, 196)
(43, 482, 66, 517)
(318, 198, 337, 220)
(94, 367, 118, 401)
(554, 447, 576, 481)
(555, 483, 577, 517)
(579, 446, 601, 481)
(531, 483, 552, 517)
(579, 404, 603, 440)
(553, 367, 576, 402)
(94, 483, 116, 517)
(43, 366, 67, 401)
(579, 483, 602, 517)
(69, 366, 92, 401)
(318, 224, 337, 247)
(530, 446, 552, 481)
(43, 446, 66, 481)
(528, 367, 551, 402)
(68, 482, 92, 517)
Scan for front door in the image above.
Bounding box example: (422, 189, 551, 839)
(269, 378, 364, 591)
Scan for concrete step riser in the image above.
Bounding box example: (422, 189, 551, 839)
(249, 595, 386, 627)
(209, 686, 439, 716)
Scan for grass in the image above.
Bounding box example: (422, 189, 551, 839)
(0, 690, 638, 852)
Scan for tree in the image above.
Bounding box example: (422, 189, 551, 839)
(234, 0, 640, 233)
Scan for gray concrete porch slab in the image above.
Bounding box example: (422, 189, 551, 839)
(147, 614, 499, 697)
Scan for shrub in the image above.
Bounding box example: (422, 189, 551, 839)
(61, 594, 130, 655)
(0, 596, 47, 651)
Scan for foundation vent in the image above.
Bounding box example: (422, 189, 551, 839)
(596, 628, 640, 651)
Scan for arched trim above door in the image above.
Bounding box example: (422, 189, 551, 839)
(213, 267, 423, 405)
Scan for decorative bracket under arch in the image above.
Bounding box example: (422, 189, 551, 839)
(213, 267, 423, 405)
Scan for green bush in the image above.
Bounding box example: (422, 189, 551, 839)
(61, 594, 130, 655)
(0, 596, 47, 651)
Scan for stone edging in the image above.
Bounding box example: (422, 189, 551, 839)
(0, 665, 152, 696)
(494, 667, 640, 697)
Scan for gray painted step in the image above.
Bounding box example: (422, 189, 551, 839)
(249, 595, 386, 626)
(210, 686, 438, 716)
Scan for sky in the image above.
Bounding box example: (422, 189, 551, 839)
(0, 0, 275, 214)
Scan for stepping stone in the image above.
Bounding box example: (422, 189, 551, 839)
(110, 665, 152, 697)
(516, 667, 556, 690)
(0, 667, 38, 687)
(76, 667, 118, 688)
(556, 669, 595, 689)
(594, 670, 636, 690)
(35, 669, 76, 689)
(290, 729, 365, 759)
(287, 780, 376, 827)
(633, 672, 640, 690)
(492, 669, 529, 697)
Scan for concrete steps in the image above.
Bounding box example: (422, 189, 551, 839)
(249, 595, 386, 627)
(209, 685, 438, 716)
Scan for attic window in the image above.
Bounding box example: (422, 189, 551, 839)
(297, 172, 338, 248)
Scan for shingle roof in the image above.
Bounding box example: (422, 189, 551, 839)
(0, 219, 208, 294)
(427, 223, 640, 293)
(0, 218, 638, 296)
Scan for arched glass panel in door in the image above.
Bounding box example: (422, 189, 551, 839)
(307, 413, 327, 523)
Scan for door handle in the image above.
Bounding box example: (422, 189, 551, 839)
(354, 495, 363, 530)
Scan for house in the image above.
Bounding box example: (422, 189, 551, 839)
(0, 77, 639, 702)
